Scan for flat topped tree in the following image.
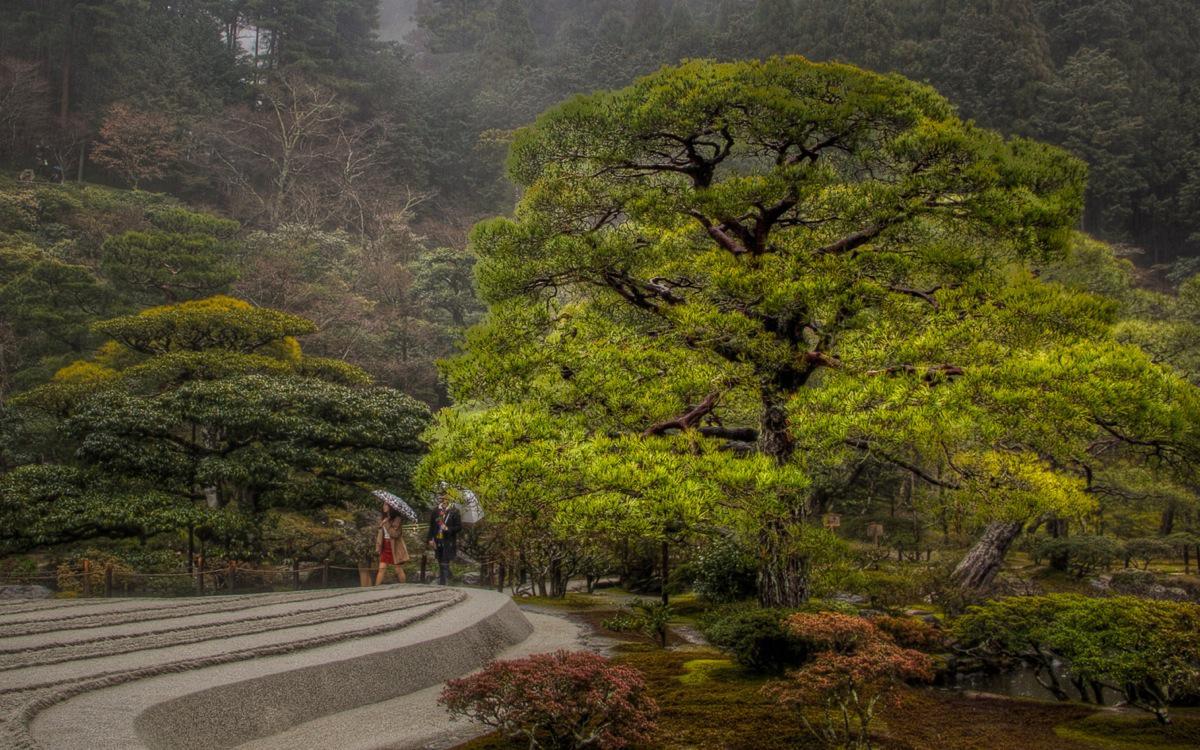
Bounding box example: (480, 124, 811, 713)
(431, 57, 1198, 605)
(2, 295, 429, 554)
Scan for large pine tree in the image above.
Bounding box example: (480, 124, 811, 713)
(423, 57, 1200, 604)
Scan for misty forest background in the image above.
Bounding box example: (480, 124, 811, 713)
(6, 6, 1200, 745)
(2, 0, 1198, 406)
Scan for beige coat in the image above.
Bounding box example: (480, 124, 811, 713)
(376, 518, 410, 563)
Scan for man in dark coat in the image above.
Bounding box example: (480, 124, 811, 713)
(426, 491, 462, 586)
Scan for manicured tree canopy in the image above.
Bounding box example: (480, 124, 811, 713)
(955, 595, 1200, 723)
(423, 57, 1200, 605)
(2, 296, 429, 552)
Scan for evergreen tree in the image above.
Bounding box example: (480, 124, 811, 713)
(483, 0, 537, 67)
(4, 296, 429, 552)
(1033, 47, 1145, 240)
(750, 0, 795, 57)
(424, 58, 1199, 603)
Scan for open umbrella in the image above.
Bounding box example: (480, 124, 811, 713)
(456, 488, 485, 525)
(372, 490, 418, 522)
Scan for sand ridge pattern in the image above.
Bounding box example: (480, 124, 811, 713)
(0, 586, 466, 749)
(0, 588, 374, 636)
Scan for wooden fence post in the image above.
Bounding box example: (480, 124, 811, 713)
(321, 561, 330, 588)
(292, 559, 300, 590)
(227, 561, 236, 592)
(104, 563, 114, 598)
(81, 559, 91, 597)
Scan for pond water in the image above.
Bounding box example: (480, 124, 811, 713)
(951, 661, 1123, 705)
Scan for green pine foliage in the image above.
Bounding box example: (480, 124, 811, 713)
(0, 180, 240, 395)
(421, 57, 1199, 605)
(955, 595, 1200, 723)
(1, 294, 429, 554)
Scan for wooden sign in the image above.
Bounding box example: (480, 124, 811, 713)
(866, 522, 885, 544)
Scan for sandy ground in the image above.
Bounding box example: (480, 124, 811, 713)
(0, 585, 577, 750)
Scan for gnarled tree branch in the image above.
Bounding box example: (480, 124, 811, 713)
(643, 391, 721, 437)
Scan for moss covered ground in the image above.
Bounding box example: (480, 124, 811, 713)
(453, 595, 1200, 750)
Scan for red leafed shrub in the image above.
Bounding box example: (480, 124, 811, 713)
(438, 650, 658, 750)
(769, 613, 934, 750)
(871, 614, 945, 651)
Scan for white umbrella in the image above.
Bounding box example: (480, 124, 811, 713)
(372, 490, 419, 522)
(456, 488, 485, 525)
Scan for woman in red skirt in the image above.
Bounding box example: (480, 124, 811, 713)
(375, 505, 410, 585)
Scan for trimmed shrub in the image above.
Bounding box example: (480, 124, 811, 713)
(859, 568, 926, 611)
(702, 607, 809, 673)
(439, 650, 657, 749)
(770, 613, 934, 749)
(146, 205, 240, 238)
(1033, 535, 1121, 577)
(33, 187, 81, 222)
(0, 190, 37, 230)
(688, 536, 758, 603)
(601, 611, 642, 633)
(1109, 568, 1158, 596)
(871, 615, 945, 651)
(1123, 537, 1174, 570)
(602, 599, 674, 647)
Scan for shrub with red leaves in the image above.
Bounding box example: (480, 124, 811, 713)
(768, 612, 933, 750)
(871, 614, 945, 651)
(438, 650, 658, 750)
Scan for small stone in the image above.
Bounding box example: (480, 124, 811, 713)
(905, 609, 939, 625)
(832, 592, 868, 606)
(1149, 584, 1189, 601)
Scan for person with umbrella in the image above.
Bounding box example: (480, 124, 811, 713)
(426, 486, 463, 586)
(374, 492, 412, 585)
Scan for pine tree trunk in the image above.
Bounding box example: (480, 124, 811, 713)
(757, 518, 810, 607)
(1159, 501, 1176, 536)
(756, 387, 810, 607)
(952, 521, 1024, 589)
(1047, 517, 1069, 571)
(660, 541, 670, 606)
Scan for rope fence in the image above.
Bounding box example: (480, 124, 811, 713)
(0, 523, 431, 597)
(0, 549, 508, 598)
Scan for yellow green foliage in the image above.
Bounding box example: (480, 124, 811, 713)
(426, 57, 1198, 603)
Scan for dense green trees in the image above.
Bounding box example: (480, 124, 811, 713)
(0, 0, 1198, 599)
(956, 595, 1200, 723)
(421, 57, 1198, 605)
(1, 295, 429, 554)
(3, 0, 1199, 261)
(0, 185, 241, 394)
(392, 0, 1200, 262)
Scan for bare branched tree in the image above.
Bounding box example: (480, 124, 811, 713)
(0, 58, 51, 164)
(197, 72, 407, 236)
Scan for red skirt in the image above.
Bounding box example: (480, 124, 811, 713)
(380, 544, 396, 565)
